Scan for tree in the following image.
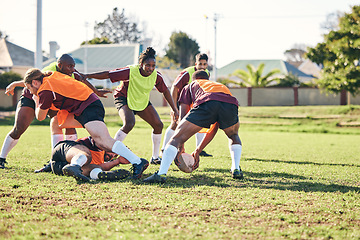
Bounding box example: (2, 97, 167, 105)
(0, 72, 22, 89)
(81, 37, 112, 45)
(306, 5, 360, 96)
(93, 8, 143, 44)
(284, 44, 307, 66)
(231, 63, 280, 87)
(165, 31, 200, 68)
(321, 11, 343, 32)
(274, 73, 300, 87)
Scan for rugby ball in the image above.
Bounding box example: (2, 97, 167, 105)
(175, 152, 195, 173)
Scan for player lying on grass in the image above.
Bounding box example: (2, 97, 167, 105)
(40, 136, 131, 182)
(144, 70, 244, 183)
(22, 68, 149, 180)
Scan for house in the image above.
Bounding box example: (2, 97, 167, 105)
(0, 38, 47, 76)
(46, 43, 179, 88)
(217, 59, 315, 84)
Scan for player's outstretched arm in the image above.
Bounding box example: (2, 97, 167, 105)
(5, 81, 26, 96)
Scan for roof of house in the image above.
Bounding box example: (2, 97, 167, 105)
(62, 43, 141, 73)
(0, 38, 48, 69)
(217, 59, 314, 79)
(0, 39, 13, 67)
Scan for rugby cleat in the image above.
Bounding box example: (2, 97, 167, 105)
(34, 161, 52, 173)
(131, 158, 149, 179)
(150, 157, 161, 165)
(199, 150, 213, 157)
(0, 158, 7, 169)
(143, 171, 166, 184)
(231, 168, 244, 180)
(98, 169, 130, 181)
(62, 164, 90, 182)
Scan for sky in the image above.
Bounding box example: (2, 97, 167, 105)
(0, 0, 359, 68)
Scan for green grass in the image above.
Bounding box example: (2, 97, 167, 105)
(0, 106, 360, 239)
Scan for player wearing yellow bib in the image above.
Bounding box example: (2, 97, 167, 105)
(84, 47, 179, 164)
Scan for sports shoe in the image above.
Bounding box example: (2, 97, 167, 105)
(199, 150, 213, 157)
(131, 158, 149, 179)
(232, 168, 244, 179)
(34, 161, 52, 173)
(62, 164, 90, 182)
(143, 171, 166, 183)
(150, 157, 161, 165)
(0, 158, 7, 169)
(98, 169, 130, 181)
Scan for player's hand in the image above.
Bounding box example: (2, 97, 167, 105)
(96, 89, 113, 98)
(191, 151, 200, 171)
(170, 110, 179, 123)
(5, 83, 16, 96)
(32, 95, 39, 106)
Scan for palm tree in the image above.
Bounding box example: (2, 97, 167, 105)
(231, 63, 280, 87)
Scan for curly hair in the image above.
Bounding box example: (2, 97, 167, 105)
(138, 47, 156, 65)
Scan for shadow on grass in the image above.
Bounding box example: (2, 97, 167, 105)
(246, 157, 360, 168)
(138, 167, 360, 194)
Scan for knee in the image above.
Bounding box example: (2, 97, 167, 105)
(122, 120, 135, 132)
(11, 124, 28, 139)
(153, 120, 163, 132)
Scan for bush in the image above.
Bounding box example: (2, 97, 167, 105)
(0, 71, 22, 89)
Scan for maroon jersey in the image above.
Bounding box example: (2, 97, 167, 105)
(178, 80, 238, 108)
(109, 66, 168, 99)
(38, 91, 98, 116)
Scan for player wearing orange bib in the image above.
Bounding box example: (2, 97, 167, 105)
(144, 70, 243, 183)
(23, 68, 149, 181)
(161, 53, 213, 158)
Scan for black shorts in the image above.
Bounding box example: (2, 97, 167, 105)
(114, 96, 151, 114)
(185, 101, 239, 130)
(74, 100, 105, 127)
(18, 96, 35, 110)
(51, 140, 81, 175)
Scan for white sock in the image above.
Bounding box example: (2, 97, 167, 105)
(70, 154, 88, 167)
(51, 134, 64, 149)
(114, 129, 127, 142)
(158, 144, 178, 175)
(0, 134, 19, 159)
(65, 134, 77, 141)
(195, 132, 206, 148)
(112, 141, 141, 164)
(161, 127, 175, 151)
(90, 168, 103, 180)
(229, 144, 242, 172)
(152, 133, 162, 159)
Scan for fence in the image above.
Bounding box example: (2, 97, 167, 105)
(1, 87, 359, 109)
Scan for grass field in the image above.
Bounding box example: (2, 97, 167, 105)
(0, 106, 359, 239)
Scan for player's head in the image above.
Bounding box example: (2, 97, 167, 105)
(192, 70, 210, 80)
(23, 68, 44, 95)
(138, 47, 156, 77)
(195, 53, 208, 70)
(57, 54, 75, 76)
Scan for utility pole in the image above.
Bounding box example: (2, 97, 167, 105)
(213, 13, 219, 82)
(84, 22, 89, 74)
(35, 0, 42, 69)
